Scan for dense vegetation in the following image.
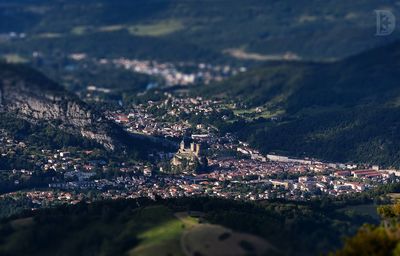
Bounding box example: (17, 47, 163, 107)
(197, 41, 400, 167)
(0, 113, 99, 150)
(0, 197, 377, 256)
(333, 202, 400, 256)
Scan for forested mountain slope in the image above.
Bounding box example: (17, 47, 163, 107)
(198, 42, 400, 166)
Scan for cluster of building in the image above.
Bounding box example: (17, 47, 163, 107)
(106, 96, 221, 138)
(0, 190, 85, 207)
(1, 149, 398, 210)
(111, 58, 246, 86)
(0, 129, 27, 157)
(41, 149, 107, 173)
(107, 107, 190, 138)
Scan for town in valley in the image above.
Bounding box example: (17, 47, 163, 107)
(1, 92, 398, 212)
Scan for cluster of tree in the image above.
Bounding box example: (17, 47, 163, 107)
(0, 151, 35, 170)
(0, 197, 36, 219)
(334, 203, 400, 256)
(0, 113, 100, 150)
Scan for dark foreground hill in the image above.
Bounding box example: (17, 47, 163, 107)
(197, 41, 400, 166)
(0, 197, 375, 256)
(0, 63, 160, 158)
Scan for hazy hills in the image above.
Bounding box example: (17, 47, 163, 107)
(0, 0, 398, 62)
(199, 41, 400, 166)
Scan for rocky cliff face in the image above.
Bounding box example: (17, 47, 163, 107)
(0, 64, 125, 151)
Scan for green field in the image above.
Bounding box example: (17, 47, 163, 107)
(129, 208, 188, 256)
(98, 25, 125, 32)
(35, 33, 64, 39)
(128, 20, 184, 37)
(2, 54, 29, 64)
(71, 26, 90, 35)
(233, 107, 285, 121)
(70, 20, 184, 38)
